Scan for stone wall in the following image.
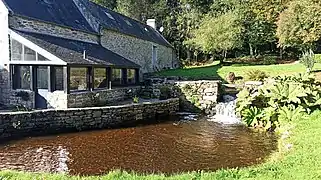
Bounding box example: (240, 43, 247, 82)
(150, 79, 220, 114)
(9, 16, 99, 44)
(67, 86, 141, 108)
(0, 98, 179, 140)
(101, 29, 178, 73)
(0, 3, 10, 105)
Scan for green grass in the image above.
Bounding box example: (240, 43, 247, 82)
(1, 111, 321, 179)
(155, 61, 321, 82)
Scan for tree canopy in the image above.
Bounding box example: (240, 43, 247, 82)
(91, 0, 321, 63)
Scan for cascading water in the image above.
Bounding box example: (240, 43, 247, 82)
(209, 95, 242, 124)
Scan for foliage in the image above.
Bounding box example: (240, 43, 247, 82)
(90, 0, 117, 9)
(187, 11, 242, 61)
(132, 96, 139, 103)
(300, 49, 315, 73)
(245, 70, 269, 81)
(277, 0, 321, 50)
(237, 73, 321, 131)
(315, 54, 321, 63)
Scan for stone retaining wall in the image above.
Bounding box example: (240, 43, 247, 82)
(149, 79, 220, 114)
(67, 86, 141, 108)
(0, 98, 179, 140)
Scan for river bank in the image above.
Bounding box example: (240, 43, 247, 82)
(0, 110, 320, 179)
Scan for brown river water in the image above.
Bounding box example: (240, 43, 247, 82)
(0, 115, 277, 176)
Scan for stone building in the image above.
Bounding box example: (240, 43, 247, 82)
(0, 0, 178, 109)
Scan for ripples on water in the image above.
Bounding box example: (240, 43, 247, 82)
(0, 115, 277, 176)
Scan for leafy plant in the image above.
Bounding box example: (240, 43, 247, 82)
(300, 49, 315, 73)
(237, 73, 321, 131)
(245, 70, 269, 81)
(132, 96, 139, 103)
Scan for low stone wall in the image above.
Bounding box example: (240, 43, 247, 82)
(148, 79, 220, 114)
(0, 98, 179, 140)
(67, 86, 141, 108)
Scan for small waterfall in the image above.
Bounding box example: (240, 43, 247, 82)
(208, 95, 242, 124)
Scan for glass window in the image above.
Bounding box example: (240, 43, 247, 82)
(111, 68, 121, 86)
(11, 39, 23, 61)
(38, 54, 49, 61)
(94, 68, 107, 89)
(55, 67, 64, 91)
(127, 69, 136, 84)
(24, 46, 37, 61)
(37, 66, 48, 89)
(70, 67, 87, 91)
(13, 66, 31, 90)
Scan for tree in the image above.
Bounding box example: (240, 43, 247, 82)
(187, 11, 243, 63)
(90, 0, 117, 9)
(277, 0, 321, 51)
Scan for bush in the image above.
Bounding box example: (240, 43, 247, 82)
(315, 54, 321, 63)
(262, 56, 277, 65)
(245, 70, 269, 81)
(237, 73, 321, 131)
(300, 50, 315, 73)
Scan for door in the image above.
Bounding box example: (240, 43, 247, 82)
(35, 66, 48, 109)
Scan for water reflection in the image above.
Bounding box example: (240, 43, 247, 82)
(0, 115, 277, 176)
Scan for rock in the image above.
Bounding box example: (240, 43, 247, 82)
(244, 81, 263, 86)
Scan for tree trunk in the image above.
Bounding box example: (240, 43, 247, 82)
(249, 44, 254, 57)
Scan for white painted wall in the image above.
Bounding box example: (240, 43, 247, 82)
(0, 1, 9, 70)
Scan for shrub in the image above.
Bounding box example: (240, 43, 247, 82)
(236, 73, 321, 131)
(132, 96, 139, 103)
(262, 56, 277, 65)
(315, 54, 321, 63)
(300, 50, 315, 73)
(245, 70, 269, 81)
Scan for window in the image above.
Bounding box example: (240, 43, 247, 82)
(94, 68, 107, 89)
(104, 11, 115, 20)
(54, 67, 64, 91)
(38, 54, 49, 61)
(24, 46, 37, 61)
(12, 65, 31, 90)
(11, 39, 23, 61)
(10, 37, 50, 61)
(127, 69, 136, 84)
(111, 68, 121, 86)
(70, 67, 87, 91)
(152, 45, 157, 67)
(37, 66, 48, 89)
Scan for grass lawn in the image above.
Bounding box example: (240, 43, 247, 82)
(1, 111, 321, 180)
(155, 61, 321, 82)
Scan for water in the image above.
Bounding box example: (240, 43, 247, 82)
(209, 95, 242, 124)
(0, 115, 277, 176)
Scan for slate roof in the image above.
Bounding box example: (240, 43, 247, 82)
(2, 0, 172, 47)
(81, 1, 172, 47)
(15, 31, 140, 68)
(2, 0, 96, 33)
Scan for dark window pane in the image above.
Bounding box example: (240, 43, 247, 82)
(127, 69, 136, 84)
(12, 66, 31, 90)
(55, 67, 64, 91)
(111, 69, 121, 85)
(70, 67, 87, 91)
(11, 39, 22, 61)
(37, 66, 48, 89)
(38, 54, 49, 61)
(94, 68, 107, 89)
(24, 46, 37, 61)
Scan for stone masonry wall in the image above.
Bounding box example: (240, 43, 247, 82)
(9, 16, 99, 44)
(0, 98, 179, 140)
(101, 29, 178, 73)
(67, 86, 141, 108)
(151, 79, 220, 114)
